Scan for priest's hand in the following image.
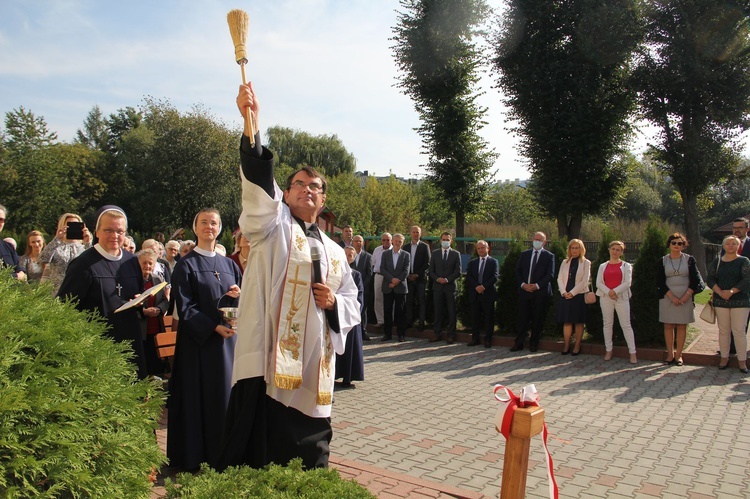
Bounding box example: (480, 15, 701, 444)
(236, 82, 260, 135)
(215, 325, 236, 339)
(313, 282, 336, 310)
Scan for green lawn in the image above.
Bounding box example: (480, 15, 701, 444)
(693, 288, 712, 305)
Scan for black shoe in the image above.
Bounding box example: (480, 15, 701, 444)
(561, 346, 570, 355)
(381, 335, 392, 341)
(447, 337, 455, 345)
(571, 349, 580, 356)
(429, 336, 443, 343)
(335, 381, 356, 390)
(509, 345, 524, 352)
(363, 333, 371, 341)
(398, 336, 405, 342)
(741, 368, 749, 374)
(529, 345, 538, 352)
(485, 340, 492, 348)
(467, 339, 481, 347)
(719, 364, 729, 370)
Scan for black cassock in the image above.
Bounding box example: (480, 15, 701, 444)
(335, 269, 364, 384)
(57, 247, 146, 378)
(167, 250, 242, 470)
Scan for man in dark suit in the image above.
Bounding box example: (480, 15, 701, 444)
(732, 218, 750, 258)
(381, 233, 410, 342)
(338, 225, 354, 248)
(466, 240, 499, 348)
(352, 235, 373, 340)
(429, 232, 462, 344)
(403, 225, 431, 331)
(512, 231, 555, 352)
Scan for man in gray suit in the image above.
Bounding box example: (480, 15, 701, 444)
(352, 235, 373, 340)
(429, 232, 462, 344)
(381, 233, 410, 342)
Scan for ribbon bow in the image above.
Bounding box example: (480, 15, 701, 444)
(494, 384, 559, 499)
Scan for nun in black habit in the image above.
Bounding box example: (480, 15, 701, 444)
(335, 246, 365, 388)
(57, 205, 146, 378)
(167, 208, 242, 471)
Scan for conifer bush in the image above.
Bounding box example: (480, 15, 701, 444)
(631, 218, 669, 345)
(165, 459, 376, 498)
(0, 271, 166, 497)
(496, 240, 522, 334)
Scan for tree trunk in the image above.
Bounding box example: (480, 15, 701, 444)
(455, 209, 466, 253)
(556, 213, 582, 240)
(681, 191, 707, 278)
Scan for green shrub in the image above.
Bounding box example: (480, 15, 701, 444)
(631, 218, 669, 346)
(0, 270, 166, 498)
(165, 459, 376, 498)
(496, 240, 523, 335)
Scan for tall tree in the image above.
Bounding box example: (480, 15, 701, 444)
(265, 126, 357, 177)
(0, 108, 103, 232)
(635, 0, 750, 275)
(75, 105, 109, 151)
(392, 0, 496, 242)
(492, 0, 642, 239)
(113, 99, 240, 233)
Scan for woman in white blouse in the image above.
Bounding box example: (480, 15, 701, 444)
(596, 241, 637, 364)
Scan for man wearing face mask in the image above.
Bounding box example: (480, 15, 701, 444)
(428, 232, 462, 344)
(512, 231, 555, 352)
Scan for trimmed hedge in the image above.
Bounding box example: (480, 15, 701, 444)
(0, 272, 166, 497)
(165, 459, 376, 498)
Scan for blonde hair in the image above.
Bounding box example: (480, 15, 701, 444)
(723, 235, 741, 247)
(609, 240, 625, 250)
(566, 239, 586, 261)
(24, 230, 45, 256)
(56, 213, 82, 233)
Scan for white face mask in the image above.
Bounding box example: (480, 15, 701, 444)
(532, 240, 543, 250)
(441, 240, 451, 249)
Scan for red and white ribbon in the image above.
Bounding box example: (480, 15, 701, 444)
(494, 384, 559, 499)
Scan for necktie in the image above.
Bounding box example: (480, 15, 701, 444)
(478, 257, 485, 280)
(529, 251, 538, 283)
(443, 250, 448, 262)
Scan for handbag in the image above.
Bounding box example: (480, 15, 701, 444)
(699, 297, 716, 324)
(584, 285, 597, 305)
(700, 258, 721, 324)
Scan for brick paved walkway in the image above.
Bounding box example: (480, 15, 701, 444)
(152, 308, 748, 498)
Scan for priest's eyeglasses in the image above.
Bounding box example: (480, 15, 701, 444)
(102, 229, 126, 236)
(291, 180, 323, 193)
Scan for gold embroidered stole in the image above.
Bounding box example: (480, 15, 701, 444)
(273, 221, 343, 406)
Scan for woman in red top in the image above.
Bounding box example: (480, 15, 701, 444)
(595, 241, 637, 363)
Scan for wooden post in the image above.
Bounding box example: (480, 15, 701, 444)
(500, 406, 545, 499)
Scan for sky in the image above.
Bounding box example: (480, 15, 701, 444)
(0, 0, 662, 184)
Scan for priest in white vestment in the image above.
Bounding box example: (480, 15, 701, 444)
(218, 82, 360, 471)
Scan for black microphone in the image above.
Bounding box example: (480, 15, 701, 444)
(310, 247, 323, 284)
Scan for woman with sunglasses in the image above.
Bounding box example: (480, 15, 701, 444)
(658, 233, 705, 366)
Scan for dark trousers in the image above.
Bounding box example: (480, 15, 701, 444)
(433, 284, 457, 338)
(383, 292, 407, 338)
(515, 291, 548, 348)
(406, 279, 427, 326)
(471, 296, 496, 341)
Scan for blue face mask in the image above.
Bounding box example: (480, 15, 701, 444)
(441, 241, 451, 249)
(532, 240, 543, 250)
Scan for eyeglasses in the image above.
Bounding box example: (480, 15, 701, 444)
(290, 180, 323, 193)
(670, 241, 685, 246)
(102, 229, 126, 236)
